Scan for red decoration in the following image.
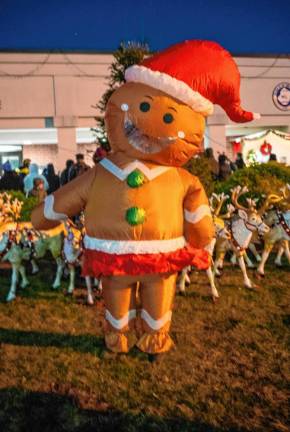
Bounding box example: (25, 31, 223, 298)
(231, 141, 241, 154)
(82, 246, 210, 277)
(260, 141, 272, 156)
(93, 147, 107, 164)
(126, 40, 256, 122)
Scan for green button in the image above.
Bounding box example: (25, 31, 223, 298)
(126, 170, 145, 188)
(125, 207, 146, 226)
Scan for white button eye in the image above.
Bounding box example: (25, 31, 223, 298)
(121, 103, 129, 112)
(178, 131, 185, 139)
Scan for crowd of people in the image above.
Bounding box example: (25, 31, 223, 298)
(204, 148, 246, 181)
(0, 153, 91, 203)
(204, 149, 278, 181)
(0, 147, 277, 202)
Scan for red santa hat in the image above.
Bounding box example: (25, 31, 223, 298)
(125, 40, 260, 123)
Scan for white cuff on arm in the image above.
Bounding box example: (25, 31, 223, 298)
(44, 195, 68, 221)
(184, 204, 212, 224)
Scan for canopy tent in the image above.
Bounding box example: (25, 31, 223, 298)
(232, 130, 290, 166)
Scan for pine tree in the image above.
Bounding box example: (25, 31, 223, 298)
(92, 41, 149, 151)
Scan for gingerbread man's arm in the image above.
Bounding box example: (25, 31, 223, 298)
(31, 167, 97, 230)
(182, 173, 215, 250)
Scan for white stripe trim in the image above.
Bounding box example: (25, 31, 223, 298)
(44, 195, 67, 221)
(125, 65, 214, 116)
(105, 309, 136, 330)
(184, 205, 212, 224)
(141, 309, 172, 331)
(83, 235, 186, 254)
(99, 158, 170, 181)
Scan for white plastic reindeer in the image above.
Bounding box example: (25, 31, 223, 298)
(63, 221, 83, 294)
(177, 192, 232, 300)
(257, 186, 290, 276)
(210, 193, 235, 277)
(214, 186, 269, 289)
(274, 240, 290, 267)
(0, 193, 31, 301)
(63, 220, 102, 305)
(0, 230, 31, 302)
(84, 276, 102, 305)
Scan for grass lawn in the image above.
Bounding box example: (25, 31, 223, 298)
(0, 258, 289, 432)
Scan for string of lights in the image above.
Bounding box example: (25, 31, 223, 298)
(60, 52, 103, 78)
(0, 53, 51, 79)
(239, 129, 290, 141)
(240, 56, 281, 79)
(204, 132, 229, 149)
(0, 52, 287, 80)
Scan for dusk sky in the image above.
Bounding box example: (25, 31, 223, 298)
(0, 0, 289, 54)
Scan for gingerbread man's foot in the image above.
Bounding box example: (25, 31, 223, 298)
(137, 331, 174, 354)
(105, 331, 136, 353)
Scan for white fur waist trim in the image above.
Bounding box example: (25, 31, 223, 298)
(105, 309, 136, 330)
(141, 309, 172, 330)
(184, 205, 212, 224)
(44, 195, 67, 221)
(83, 235, 186, 254)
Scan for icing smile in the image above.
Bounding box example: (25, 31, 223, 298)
(124, 116, 177, 154)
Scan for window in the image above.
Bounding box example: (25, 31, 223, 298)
(45, 117, 54, 128)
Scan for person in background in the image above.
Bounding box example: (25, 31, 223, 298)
(0, 161, 23, 191)
(204, 147, 219, 180)
(235, 152, 245, 169)
(68, 153, 90, 181)
(29, 178, 47, 203)
(43, 163, 60, 194)
(60, 159, 74, 186)
(269, 153, 277, 161)
(19, 159, 31, 180)
(218, 154, 232, 181)
(24, 163, 49, 197)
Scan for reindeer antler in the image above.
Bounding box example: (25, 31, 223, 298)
(246, 197, 258, 211)
(258, 193, 284, 215)
(280, 184, 290, 202)
(231, 186, 249, 211)
(210, 193, 229, 217)
(0, 193, 23, 223)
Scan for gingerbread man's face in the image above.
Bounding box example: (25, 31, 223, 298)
(105, 82, 205, 166)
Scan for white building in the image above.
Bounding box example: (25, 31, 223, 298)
(0, 52, 289, 171)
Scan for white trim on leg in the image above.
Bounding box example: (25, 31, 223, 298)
(105, 309, 136, 330)
(141, 309, 172, 331)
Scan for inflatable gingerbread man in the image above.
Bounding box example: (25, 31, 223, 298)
(32, 41, 258, 354)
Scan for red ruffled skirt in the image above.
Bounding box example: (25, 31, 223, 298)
(82, 245, 210, 277)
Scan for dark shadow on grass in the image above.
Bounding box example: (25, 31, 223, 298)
(0, 327, 105, 357)
(0, 387, 248, 432)
(0, 328, 149, 361)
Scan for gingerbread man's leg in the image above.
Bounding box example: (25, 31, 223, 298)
(102, 275, 137, 353)
(137, 273, 177, 354)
